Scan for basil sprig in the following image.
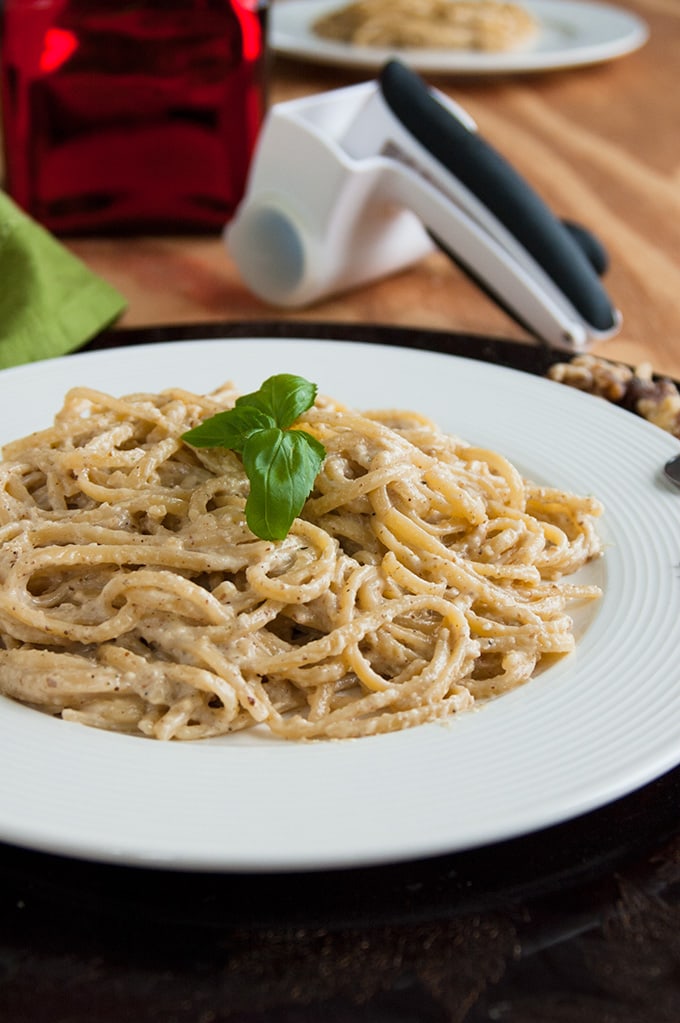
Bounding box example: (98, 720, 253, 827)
(182, 374, 326, 541)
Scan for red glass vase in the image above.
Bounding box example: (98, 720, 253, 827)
(0, 0, 268, 234)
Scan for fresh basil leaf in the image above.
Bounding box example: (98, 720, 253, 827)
(242, 428, 325, 541)
(294, 429, 326, 464)
(181, 374, 326, 540)
(235, 374, 318, 429)
(182, 405, 274, 452)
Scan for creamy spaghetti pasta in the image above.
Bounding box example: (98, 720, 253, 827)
(312, 0, 539, 53)
(0, 382, 602, 741)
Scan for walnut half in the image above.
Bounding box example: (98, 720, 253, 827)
(547, 355, 680, 439)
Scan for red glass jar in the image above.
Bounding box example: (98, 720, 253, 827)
(0, 0, 268, 234)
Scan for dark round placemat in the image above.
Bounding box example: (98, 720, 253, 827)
(5, 316, 680, 935)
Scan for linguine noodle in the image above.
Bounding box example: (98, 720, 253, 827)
(0, 382, 602, 741)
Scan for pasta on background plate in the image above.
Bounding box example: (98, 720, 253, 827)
(312, 0, 540, 53)
(0, 381, 602, 741)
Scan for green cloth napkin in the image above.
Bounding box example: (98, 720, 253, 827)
(0, 190, 126, 369)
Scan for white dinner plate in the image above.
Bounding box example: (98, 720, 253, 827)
(0, 337, 679, 872)
(270, 0, 649, 75)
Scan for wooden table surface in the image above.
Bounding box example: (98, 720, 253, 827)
(56, 0, 680, 379)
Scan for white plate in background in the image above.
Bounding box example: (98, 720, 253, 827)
(271, 0, 649, 75)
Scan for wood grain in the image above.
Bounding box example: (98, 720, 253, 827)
(13, 0, 680, 376)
